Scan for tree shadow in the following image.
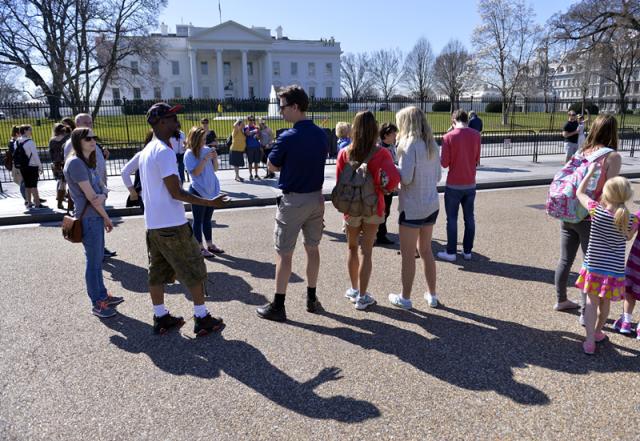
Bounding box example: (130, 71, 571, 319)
(213, 254, 303, 282)
(287, 305, 639, 406)
(104, 312, 380, 423)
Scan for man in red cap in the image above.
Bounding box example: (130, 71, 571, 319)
(138, 102, 227, 336)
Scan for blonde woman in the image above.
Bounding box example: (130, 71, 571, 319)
(388, 106, 442, 310)
(183, 127, 224, 257)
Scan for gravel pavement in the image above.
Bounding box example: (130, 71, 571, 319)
(1, 186, 640, 440)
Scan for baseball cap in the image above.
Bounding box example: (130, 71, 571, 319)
(146, 102, 183, 124)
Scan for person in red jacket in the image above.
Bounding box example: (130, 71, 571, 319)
(336, 110, 400, 311)
(438, 109, 481, 262)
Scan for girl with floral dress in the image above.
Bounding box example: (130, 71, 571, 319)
(576, 169, 639, 355)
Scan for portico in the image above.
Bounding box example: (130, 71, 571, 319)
(107, 20, 341, 101)
(186, 47, 273, 99)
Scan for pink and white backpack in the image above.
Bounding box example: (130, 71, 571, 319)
(545, 148, 613, 223)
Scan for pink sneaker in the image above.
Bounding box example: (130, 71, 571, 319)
(594, 332, 609, 343)
(583, 341, 596, 355)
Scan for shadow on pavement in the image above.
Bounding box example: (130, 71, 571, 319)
(287, 305, 640, 406)
(102, 258, 183, 295)
(322, 228, 346, 243)
(213, 253, 303, 282)
(431, 241, 563, 285)
(204, 271, 269, 305)
(104, 313, 380, 423)
(477, 167, 531, 173)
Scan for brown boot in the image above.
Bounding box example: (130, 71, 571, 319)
(57, 190, 65, 210)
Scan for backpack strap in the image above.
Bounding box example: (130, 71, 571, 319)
(351, 146, 380, 167)
(585, 147, 614, 163)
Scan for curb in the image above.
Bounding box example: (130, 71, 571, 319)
(3, 172, 640, 227)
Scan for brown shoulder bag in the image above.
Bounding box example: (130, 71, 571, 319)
(61, 204, 89, 243)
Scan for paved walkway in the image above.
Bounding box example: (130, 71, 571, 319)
(2, 153, 640, 225)
(2, 186, 640, 439)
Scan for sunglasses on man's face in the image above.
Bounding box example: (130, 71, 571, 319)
(83, 136, 98, 141)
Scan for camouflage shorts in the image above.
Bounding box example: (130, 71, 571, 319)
(146, 222, 207, 288)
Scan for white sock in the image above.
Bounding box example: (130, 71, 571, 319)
(194, 304, 208, 318)
(623, 313, 633, 323)
(153, 304, 168, 317)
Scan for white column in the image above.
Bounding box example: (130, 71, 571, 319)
(216, 49, 224, 99)
(264, 51, 273, 98)
(240, 50, 249, 99)
(189, 49, 199, 98)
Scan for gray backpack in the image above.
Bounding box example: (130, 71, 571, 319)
(331, 147, 379, 217)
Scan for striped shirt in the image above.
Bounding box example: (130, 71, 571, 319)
(584, 199, 639, 277)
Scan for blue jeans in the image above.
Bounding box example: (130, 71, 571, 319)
(81, 217, 108, 305)
(189, 187, 214, 244)
(444, 187, 476, 254)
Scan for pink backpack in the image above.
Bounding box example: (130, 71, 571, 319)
(545, 148, 613, 223)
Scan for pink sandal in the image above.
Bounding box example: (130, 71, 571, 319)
(583, 341, 596, 355)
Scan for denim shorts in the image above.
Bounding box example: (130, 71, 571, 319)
(399, 210, 439, 228)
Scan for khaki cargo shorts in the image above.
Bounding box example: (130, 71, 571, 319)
(146, 222, 207, 287)
(344, 214, 384, 228)
(274, 191, 325, 254)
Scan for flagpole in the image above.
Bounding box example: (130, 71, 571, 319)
(218, 0, 222, 24)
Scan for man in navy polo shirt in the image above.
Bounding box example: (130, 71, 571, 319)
(256, 85, 328, 322)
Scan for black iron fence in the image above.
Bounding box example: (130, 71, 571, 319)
(1, 96, 640, 184)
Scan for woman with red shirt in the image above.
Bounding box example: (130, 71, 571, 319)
(336, 110, 401, 311)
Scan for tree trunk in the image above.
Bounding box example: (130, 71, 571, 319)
(501, 98, 509, 125)
(46, 94, 62, 120)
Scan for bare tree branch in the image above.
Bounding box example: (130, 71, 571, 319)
(369, 48, 403, 101)
(403, 37, 435, 104)
(473, 0, 541, 124)
(340, 52, 373, 100)
(433, 39, 473, 110)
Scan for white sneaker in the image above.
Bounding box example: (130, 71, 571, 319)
(424, 292, 439, 308)
(437, 251, 457, 262)
(355, 293, 376, 310)
(463, 252, 472, 261)
(579, 314, 585, 327)
(345, 288, 359, 303)
(388, 293, 412, 310)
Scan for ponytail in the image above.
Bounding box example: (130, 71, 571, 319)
(613, 205, 632, 240)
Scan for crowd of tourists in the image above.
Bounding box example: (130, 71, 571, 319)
(3, 86, 639, 353)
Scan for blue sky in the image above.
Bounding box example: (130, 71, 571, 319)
(159, 0, 576, 54)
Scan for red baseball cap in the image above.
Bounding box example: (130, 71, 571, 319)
(146, 102, 183, 124)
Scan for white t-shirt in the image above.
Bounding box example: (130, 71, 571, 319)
(170, 131, 186, 155)
(139, 137, 187, 229)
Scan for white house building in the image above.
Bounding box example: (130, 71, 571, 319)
(105, 21, 341, 101)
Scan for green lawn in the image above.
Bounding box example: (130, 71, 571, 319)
(3, 109, 640, 148)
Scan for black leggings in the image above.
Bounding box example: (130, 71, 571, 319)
(554, 220, 590, 304)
